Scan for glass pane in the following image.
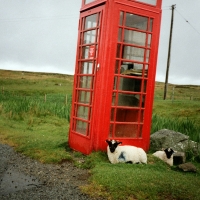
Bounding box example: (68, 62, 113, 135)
(116, 109, 140, 122)
(125, 13, 148, 31)
(75, 120, 87, 135)
(141, 95, 146, 107)
(78, 91, 91, 104)
(147, 34, 152, 47)
(80, 62, 93, 74)
(85, 14, 97, 29)
(110, 108, 115, 121)
(119, 77, 135, 92)
(79, 76, 93, 89)
(115, 60, 120, 74)
(112, 92, 117, 105)
(82, 46, 89, 59)
(124, 30, 146, 46)
(119, 11, 124, 25)
(149, 19, 153, 32)
(140, 110, 144, 122)
(123, 46, 145, 62)
(109, 124, 114, 137)
(115, 124, 138, 138)
(139, 125, 143, 138)
(146, 50, 150, 63)
(118, 28, 122, 42)
(84, 30, 96, 44)
(142, 80, 147, 92)
(77, 106, 90, 120)
(135, 0, 157, 6)
(82, 45, 96, 59)
(118, 93, 140, 107)
(119, 77, 141, 92)
(113, 77, 118, 90)
(116, 44, 121, 58)
(120, 62, 145, 71)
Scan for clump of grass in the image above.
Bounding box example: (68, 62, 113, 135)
(0, 92, 72, 122)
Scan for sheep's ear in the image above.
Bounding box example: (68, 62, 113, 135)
(106, 140, 110, 144)
(118, 141, 122, 145)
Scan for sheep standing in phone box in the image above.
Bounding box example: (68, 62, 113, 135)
(106, 139, 147, 164)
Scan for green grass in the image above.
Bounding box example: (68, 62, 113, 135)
(0, 91, 72, 122)
(0, 114, 72, 163)
(1, 70, 200, 200)
(0, 70, 73, 95)
(153, 99, 200, 127)
(81, 152, 200, 200)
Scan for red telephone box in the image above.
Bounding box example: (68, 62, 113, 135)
(69, 0, 162, 154)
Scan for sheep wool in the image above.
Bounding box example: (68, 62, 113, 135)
(153, 148, 174, 166)
(106, 140, 147, 164)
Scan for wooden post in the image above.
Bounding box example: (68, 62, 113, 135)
(172, 86, 175, 103)
(65, 94, 68, 105)
(44, 94, 46, 102)
(2, 86, 4, 94)
(164, 4, 176, 100)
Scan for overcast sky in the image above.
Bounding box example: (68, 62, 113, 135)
(0, 0, 200, 85)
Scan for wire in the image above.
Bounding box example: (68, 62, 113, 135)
(175, 8, 200, 37)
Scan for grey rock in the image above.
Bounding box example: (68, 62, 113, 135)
(150, 129, 199, 153)
(178, 162, 197, 172)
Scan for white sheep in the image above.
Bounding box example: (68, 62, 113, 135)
(153, 148, 175, 166)
(106, 139, 147, 164)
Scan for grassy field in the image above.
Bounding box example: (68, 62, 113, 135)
(0, 69, 200, 200)
(154, 82, 200, 121)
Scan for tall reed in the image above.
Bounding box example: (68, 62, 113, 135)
(0, 92, 72, 122)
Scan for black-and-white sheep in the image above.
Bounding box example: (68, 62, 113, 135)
(106, 139, 147, 164)
(153, 148, 175, 166)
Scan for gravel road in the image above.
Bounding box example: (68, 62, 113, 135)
(0, 143, 102, 200)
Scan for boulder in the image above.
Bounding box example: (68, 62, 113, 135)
(150, 129, 199, 153)
(178, 162, 197, 172)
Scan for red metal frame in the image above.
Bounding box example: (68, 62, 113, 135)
(69, 0, 162, 154)
(69, 5, 105, 154)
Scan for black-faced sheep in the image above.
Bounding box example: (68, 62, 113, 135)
(153, 148, 175, 166)
(106, 139, 147, 164)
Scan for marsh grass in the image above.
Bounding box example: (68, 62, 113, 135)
(0, 91, 72, 122)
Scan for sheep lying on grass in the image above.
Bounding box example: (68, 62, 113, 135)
(153, 148, 175, 166)
(106, 139, 147, 164)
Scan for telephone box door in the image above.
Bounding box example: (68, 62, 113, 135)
(107, 3, 161, 150)
(69, 5, 104, 154)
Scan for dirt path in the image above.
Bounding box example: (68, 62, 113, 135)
(0, 143, 101, 200)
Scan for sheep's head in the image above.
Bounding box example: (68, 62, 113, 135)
(164, 148, 174, 159)
(106, 139, 122, 153)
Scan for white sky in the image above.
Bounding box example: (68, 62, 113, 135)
(0, 0, 200, 85)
